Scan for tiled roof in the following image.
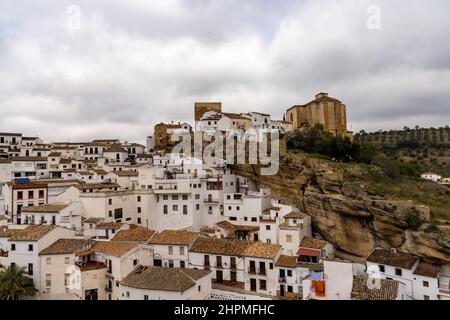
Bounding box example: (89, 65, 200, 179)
(244, 242, 281, 259)
(351, 276, 399, 300)
(39, 239, 88, 255)
(0, 132, 22, 136)
(299, 236, 328, 250)
(9, 225, 58, 241)
(0, 227, 21, 238)
(121, 266, 211, 292)
(367, 249, 418, 269)
(105, 144, 128, 153)
(216, 220, 259, 232)
(276, 255, 297, 268)
(136, 154, 152, 158)
(190, 237, 281, 259)
(111, 170, 139, 177)
(111, 226, 156, 242)
(284, 211, 307, 219)
(74, 183, 120, 190)
(148, 230, 198, 245)
(96, 222, 124, 229)
(48, 152, 61, 157)
(190, 237, 245, 256)
(93, 169, 108, 174)
(91, 241, 137, 257)
(413, 261, 439, 278)
(11, 156, 47, 161)
(21, 203, 69, 213)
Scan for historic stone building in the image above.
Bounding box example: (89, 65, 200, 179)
(285, 93, 349, 137)
(153, 122, 192, 150)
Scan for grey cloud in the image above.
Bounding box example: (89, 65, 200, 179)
(0, 0, 449, 142)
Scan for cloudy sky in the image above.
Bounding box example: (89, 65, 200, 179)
(0, 0, 449, 143)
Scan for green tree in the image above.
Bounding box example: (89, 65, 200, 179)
(0, 265, 37, 300)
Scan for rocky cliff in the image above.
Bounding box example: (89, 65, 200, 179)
(232, 155, 450, 264)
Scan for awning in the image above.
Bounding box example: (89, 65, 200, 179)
(297, 248, 321, 257)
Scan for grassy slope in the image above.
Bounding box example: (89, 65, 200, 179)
(336, 161, 450, 222)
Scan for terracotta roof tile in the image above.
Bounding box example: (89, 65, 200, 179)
(39, 239, 88, 255)
(9, 225, 58, 241)
(121, 266, 211, 292)
(367, 249, 418, 269)
(216, 220, 259, 232)
(299, 236, 328, 250)
(111, 226, 156, 242)
(351, 276, 399, 300)
(413, 261, 439, 278)
(148, 230, 198, 245)
(276, 255, 297, 268)
(21, 203, 69, 213)
(91, 241, 137, 257)
(190, 237, 280, 259)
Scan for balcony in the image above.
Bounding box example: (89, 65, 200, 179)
(439, 286, 450, 296)
(75, 261, 106, 272)
(259, 215, 276, 223)
(204, 198, 219, 204)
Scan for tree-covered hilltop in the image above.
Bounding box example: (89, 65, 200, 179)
(355, 126, 450, 176)
(286, 124, 419, 179)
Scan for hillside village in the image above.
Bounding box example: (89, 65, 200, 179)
(0, 93, 449, 301)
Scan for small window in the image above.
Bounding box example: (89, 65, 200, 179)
(379, 265, 385, 272)
(424, 295, 430, 300)
(180, 246, 185, 255)
(168, 246, 173, 255)
(137, 196, 141, 202)
(423, 281, 429, 287)
(137, 207, 141, 213)
(269, 263, 273, 270)
(198, 285, 201, 292)
(108, 199, 112, 205)
(287, 270, 292, 277)
(395, 268, 402, 276)
(266, 225, 271, 230)
(259, 280, 267, 291)
(126, 291, 130, 298)
(28, 244, 34, 251)
(46, 257, 51, 265)
(182, 195, 188, 200)
(173, 205, 178, 211)
(144, 295, 148, 300)
(133, 259, 138, 266)
(11, 244, 16, 251)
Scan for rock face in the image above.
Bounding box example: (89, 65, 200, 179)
(232, 155, 450, 264)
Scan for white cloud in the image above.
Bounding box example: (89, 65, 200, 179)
(0, 0, 449, 142)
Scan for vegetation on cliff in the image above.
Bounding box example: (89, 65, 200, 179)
(286, 125, 420, 179)
(355, 126, 450, 176)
